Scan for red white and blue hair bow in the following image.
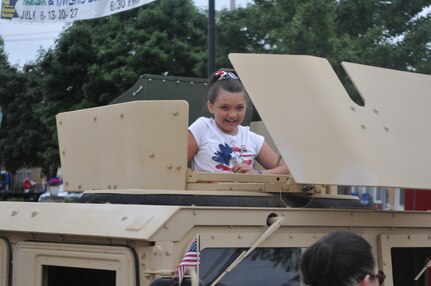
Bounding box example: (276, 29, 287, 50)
(215, 70, 239, 80)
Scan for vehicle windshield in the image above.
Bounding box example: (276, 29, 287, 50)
(200, 247, 304, 286)
(391, 247, 431, 286)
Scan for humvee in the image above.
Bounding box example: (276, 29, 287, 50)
(0, 54, 430, 286)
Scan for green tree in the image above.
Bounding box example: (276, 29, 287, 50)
(398, 12, 431, 74)
(215, 0, 430, 70)
(0, 39, 48, 174)
(215, 0, 340, 67)
(215, 6, 268, 68)
(214, 0, 430, 103)
(33, 0, 208, 175)
(0, 38, 11, 132)
(0, 38, 16, 169)
(82, 0, 207, 106)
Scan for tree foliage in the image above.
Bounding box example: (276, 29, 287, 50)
(215, 0, 430, 71)
(0, 40, 49, 173)
(32, 0, 207, 176)
(214, 0, 430, 103)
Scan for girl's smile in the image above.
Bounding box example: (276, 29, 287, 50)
(207, 89, 247, 135)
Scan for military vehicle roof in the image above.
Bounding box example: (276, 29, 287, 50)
(2, 201, 430, 241)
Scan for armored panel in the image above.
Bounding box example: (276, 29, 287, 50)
(111, 74, 209, 124)
(229, 53, 431, 189)
(111, 74, 256, 125)
(0, 201, 180, 240)
(342, 62, 431, 189)
(0, 239, 8, 286)
(57, 100, 188, 191)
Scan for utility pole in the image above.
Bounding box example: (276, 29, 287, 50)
(208, 0, 215, 76)
(230, 0, 236, 10)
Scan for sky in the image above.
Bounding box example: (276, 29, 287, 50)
(0, 0, 252, 67)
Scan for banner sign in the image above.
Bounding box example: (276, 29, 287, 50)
(1, 0, 155, 23)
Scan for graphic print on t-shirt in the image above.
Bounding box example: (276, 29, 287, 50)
(212, 142, 253, 171)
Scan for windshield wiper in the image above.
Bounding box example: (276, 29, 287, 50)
(414, 258, 431, 281)
(209, 216, 285, 286)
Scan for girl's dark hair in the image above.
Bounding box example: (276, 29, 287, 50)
(207, 69, 247, 104)
(300, 231, 375, 286)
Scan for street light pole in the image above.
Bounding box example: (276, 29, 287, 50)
(230, 0, 236, 10)
(208, 0, 215, 76)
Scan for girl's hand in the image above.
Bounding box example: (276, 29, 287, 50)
(232, 163, 256, 173)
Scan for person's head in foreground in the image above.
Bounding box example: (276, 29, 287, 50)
(301, 231, 385, 286)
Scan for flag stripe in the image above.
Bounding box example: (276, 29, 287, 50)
(177, 238, 199, 286)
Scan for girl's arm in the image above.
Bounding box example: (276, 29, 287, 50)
(188, 131, 198, 163)
(255, 142, 290, 175)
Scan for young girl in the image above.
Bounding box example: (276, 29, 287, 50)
(187, 69, 289, 175)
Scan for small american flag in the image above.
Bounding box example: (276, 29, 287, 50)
(177, 238, 199, 285)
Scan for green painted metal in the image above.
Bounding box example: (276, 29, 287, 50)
(111, 74, 257, 125)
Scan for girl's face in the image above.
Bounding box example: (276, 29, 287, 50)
(208, 89, 247, 135)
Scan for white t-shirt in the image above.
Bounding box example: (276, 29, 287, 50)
(189, 117, 264, 172)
